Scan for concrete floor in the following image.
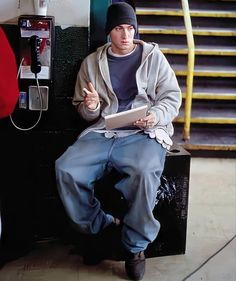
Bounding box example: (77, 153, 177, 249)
(0, 158, 235, 281)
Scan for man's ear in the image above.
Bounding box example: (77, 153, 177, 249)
(107, 35, 111, 42)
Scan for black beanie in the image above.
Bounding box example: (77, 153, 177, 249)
(105, 2, 137, 35)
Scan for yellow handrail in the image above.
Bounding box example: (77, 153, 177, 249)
(181, 0, 195, 140)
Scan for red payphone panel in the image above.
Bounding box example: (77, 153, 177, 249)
(19, 16, 54, 80)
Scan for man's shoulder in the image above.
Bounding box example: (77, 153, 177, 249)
(135, 40, 159, 50)
(135, 40, 162, 58)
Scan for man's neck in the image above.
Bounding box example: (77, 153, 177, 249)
(109, 44, 137, 57)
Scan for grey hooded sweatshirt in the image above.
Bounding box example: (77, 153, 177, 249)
(72, 39, 181, 141)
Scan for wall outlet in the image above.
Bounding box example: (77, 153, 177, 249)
(29, 85, 49, 111)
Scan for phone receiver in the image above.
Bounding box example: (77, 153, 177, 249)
(29, 35, 42, 75)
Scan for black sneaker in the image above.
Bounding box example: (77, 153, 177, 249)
(83, 218, 122, 266)
(125, 251, 145, 280)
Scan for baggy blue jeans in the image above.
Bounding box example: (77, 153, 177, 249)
(55, 132, 166, 253)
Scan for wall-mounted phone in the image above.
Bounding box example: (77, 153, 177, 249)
(10, 15, 54, 130)
(19, 15, 54, 111)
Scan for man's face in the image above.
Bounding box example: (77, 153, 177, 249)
(110, 24, 135, 55)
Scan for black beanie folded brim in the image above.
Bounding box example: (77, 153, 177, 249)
(105, 2, 137, 35)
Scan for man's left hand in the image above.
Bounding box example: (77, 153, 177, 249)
(134, 112, 157, 129)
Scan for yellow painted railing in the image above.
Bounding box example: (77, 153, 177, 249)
(181, 0, 195, 140)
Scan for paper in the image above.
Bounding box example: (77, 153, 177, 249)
(105, 105, 148, 130)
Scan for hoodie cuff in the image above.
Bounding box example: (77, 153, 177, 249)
(87, 102, 101, 112)
(148, 108, 159, 125)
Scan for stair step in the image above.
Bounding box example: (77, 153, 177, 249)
(160, 44, 236, 56)
(172, 64, 236, 77)
(136, 7, 236, 18)
(173, 126, 236, 152)
(181, 89, 236, 100)
(175, 106, 236, 124)
(175, 116, 236, 124)
(138, 25, 236, 36)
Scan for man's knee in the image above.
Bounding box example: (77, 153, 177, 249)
(55, 155, 68, 176)
(132, 156, 165, 176)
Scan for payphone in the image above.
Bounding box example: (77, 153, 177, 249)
(10, 15, 54, 130)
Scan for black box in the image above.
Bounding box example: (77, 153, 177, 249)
(146, 144, 191, 257)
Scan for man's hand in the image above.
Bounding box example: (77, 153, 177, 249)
(134, 112, 157, 129)
(83, 82, 100, 110)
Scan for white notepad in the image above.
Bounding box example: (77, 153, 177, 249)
(104, 105, 148, 130)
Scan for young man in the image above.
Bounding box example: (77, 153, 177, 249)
(55, 2, 181, 280)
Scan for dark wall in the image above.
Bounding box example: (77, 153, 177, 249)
(90, 0, 110, 52)
(0, 24, 90, 241)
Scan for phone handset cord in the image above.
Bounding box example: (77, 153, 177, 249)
(10, 58, 43, 131)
